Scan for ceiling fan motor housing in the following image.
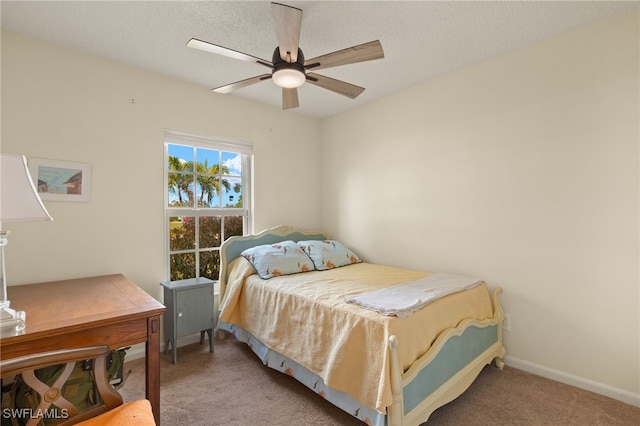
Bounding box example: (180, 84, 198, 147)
(272, 46, 305, 66)
(271, 47, 306, 88)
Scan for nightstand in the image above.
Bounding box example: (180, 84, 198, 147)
(161, 277, 215, 364)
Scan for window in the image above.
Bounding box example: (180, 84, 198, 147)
(164, 130, 252, 281)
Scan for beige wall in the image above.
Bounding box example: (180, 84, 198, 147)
(320, 9, 639, 402)
(1, 7, 638, 408)
(0, 30, 322, 301)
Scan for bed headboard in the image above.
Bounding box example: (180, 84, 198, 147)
(219, 225, 329, 297)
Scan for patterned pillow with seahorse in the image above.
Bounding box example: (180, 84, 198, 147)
(241, 240, 316, 279)
(297, 240, 362, 271)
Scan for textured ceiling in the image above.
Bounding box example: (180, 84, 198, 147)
(1, 1, 638, 119)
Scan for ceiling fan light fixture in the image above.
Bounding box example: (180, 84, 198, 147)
(272, 65, 305, 88)
(188, 3, 384, 109)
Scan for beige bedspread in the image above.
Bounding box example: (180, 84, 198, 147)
(219, 257, 494, 413)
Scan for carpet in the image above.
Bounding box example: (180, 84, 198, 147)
(119, 337, 639, 425)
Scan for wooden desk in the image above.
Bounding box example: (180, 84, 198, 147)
(0, 274, 165, 424)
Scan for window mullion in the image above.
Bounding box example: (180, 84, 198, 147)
(194, 214, 200, 277)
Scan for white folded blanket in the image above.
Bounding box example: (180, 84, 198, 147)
(344, 273, 482, 318)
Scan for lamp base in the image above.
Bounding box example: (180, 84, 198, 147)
(0, 300, 26, 335)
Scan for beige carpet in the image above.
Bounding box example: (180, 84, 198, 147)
(119, 337, 640, 425)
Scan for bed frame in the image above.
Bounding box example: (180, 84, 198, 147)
(219, 225, 505, 425)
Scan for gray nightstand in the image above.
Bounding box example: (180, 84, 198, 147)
(161, 277, 215, 364)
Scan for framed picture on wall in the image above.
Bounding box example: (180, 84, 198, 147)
(29, 158, 91, 202)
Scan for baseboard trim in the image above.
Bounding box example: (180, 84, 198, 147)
(504, 355, 640, 408)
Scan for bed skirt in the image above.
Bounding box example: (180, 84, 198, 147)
(217, 318, 386, 425)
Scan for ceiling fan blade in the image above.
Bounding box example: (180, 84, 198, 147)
(212, 74, 272, 94)
(304, 40, 384, 72)
(306, 73, 365, 99)
(187, 38, 272, 68)
(282, 88, 299, 110)
(271, 2, 303, 63)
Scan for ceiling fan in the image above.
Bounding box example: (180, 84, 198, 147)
(187, 2, 384, 110)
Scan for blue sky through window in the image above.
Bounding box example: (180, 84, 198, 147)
(168, 144, 242, 207)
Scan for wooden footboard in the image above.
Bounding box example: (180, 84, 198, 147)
(387, 287, 505, 425)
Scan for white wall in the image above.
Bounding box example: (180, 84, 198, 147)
(320, 9, 639, 403)
(0, 30, 323, 302)
(1, 7, 638, 408)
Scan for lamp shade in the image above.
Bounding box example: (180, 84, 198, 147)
(0, 154, 53, 223)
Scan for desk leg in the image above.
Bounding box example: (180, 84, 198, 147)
(146, 315, 162, 424)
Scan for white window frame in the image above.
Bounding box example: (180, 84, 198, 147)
(163, 129, 253, 281)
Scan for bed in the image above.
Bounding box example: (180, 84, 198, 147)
(217, 225, 505, 425)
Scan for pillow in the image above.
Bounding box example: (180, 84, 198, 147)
(297, 240, 362, 270)
(241, 240, 315, 279)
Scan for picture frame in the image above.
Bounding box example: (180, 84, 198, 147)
(28, 158, 91, 202)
